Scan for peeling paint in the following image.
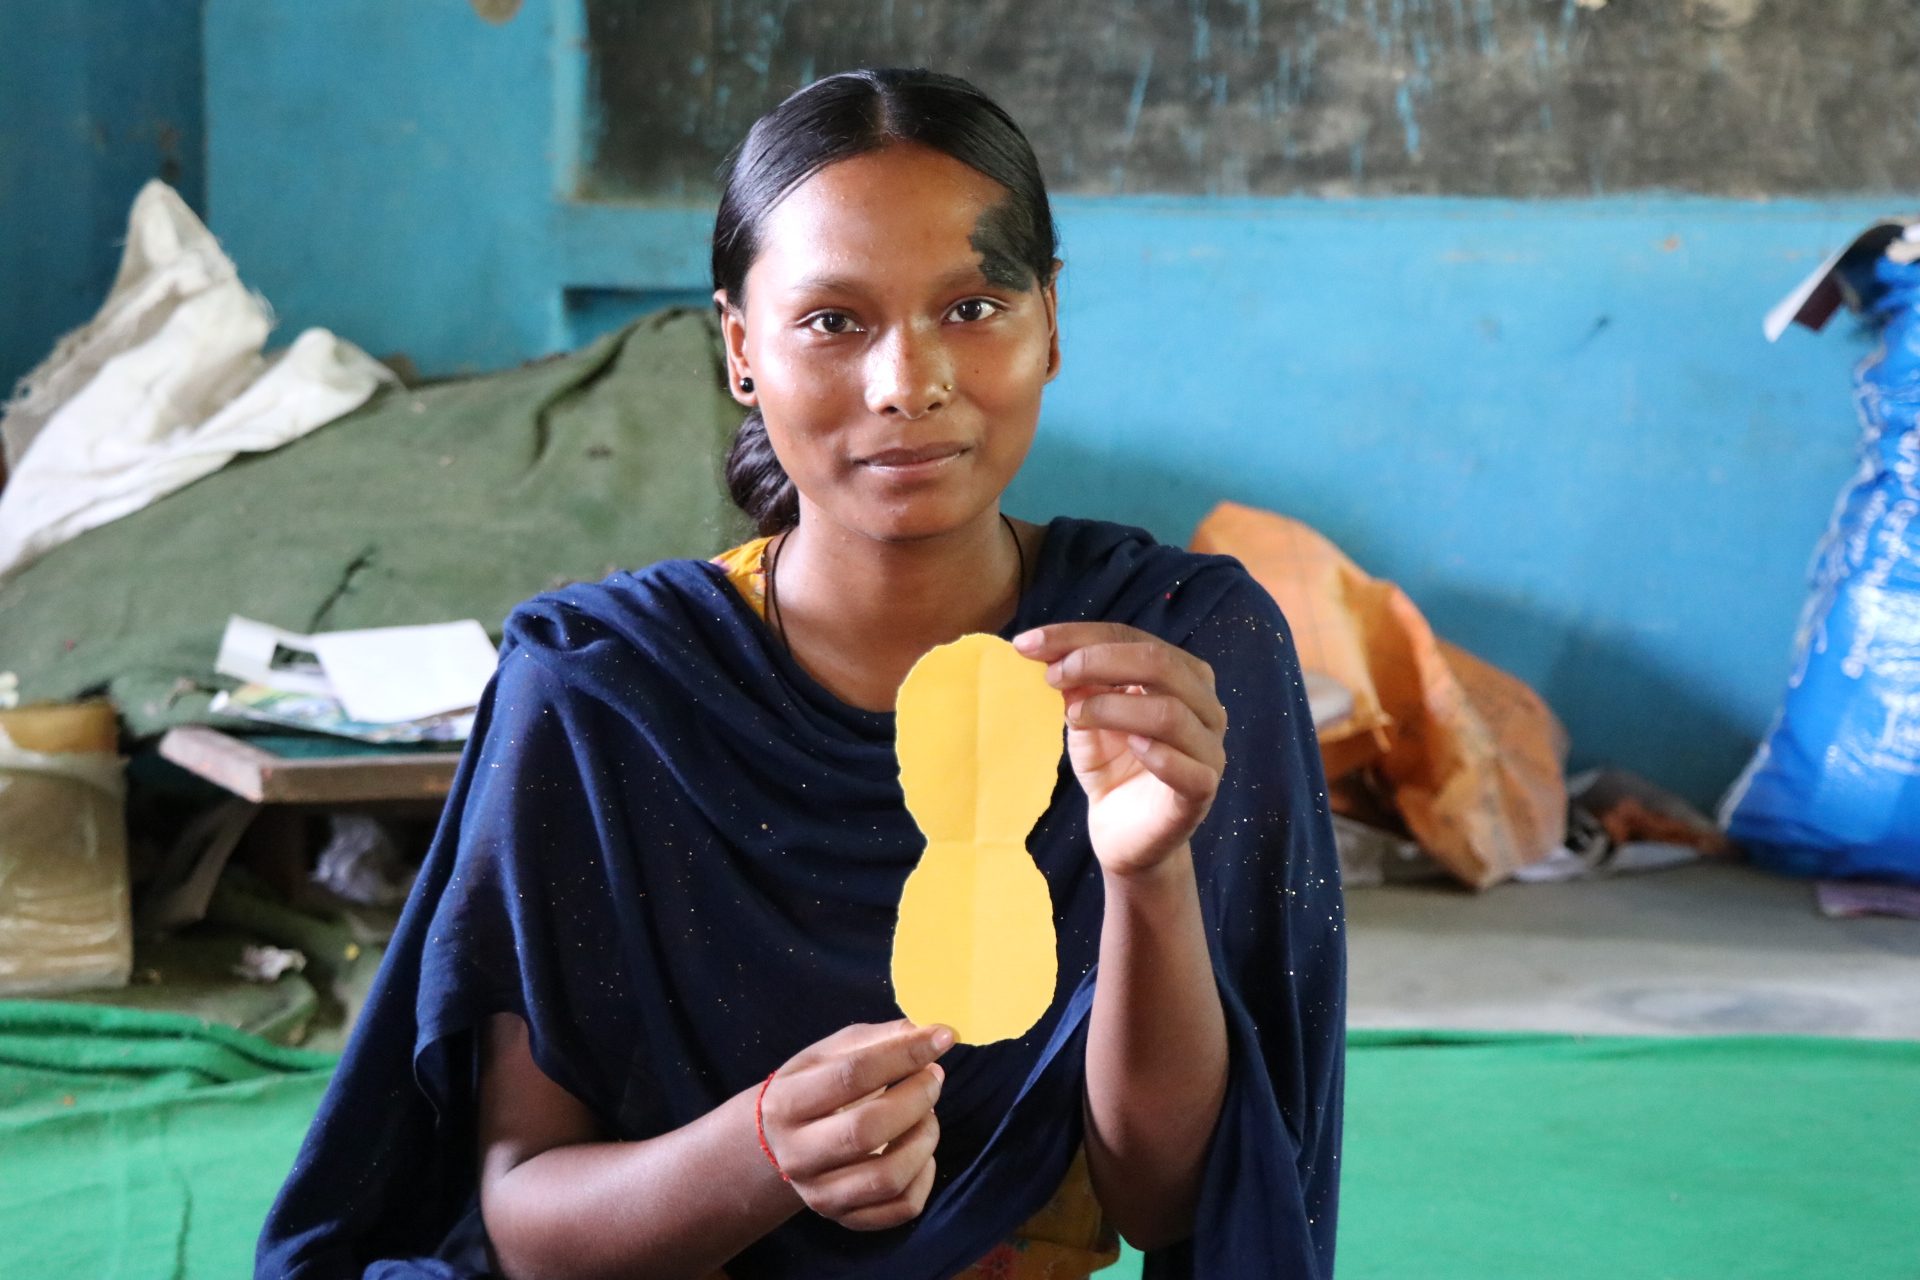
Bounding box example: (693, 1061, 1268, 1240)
(467, 0, 522, 24)
(1394, 81, 1421, 157)
(1121, 48, 1154, 150)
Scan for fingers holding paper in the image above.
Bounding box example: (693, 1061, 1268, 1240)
(759, 1020, 952, 1231)
(1013, 622, 1228, 877)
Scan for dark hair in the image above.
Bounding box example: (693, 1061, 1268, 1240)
(713, 68, 1060, 536)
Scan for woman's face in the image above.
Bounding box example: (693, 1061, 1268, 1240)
(720, 142, 1060, 544)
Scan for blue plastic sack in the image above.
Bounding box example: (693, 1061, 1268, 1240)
(1723, 255, 1920, 883)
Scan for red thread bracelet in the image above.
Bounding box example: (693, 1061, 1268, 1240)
(756, 1070, 791, 1183)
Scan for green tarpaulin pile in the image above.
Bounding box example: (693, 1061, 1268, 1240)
(5, 1005, 1915, 1278)
(0, 1002, 333, 1277)
(0, 310, 747, 737)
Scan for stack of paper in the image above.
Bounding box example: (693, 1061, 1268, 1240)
(210, 616, 497, 744)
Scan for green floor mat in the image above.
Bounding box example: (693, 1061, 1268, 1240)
(0, 1002, 334, 1279)
(4, 1009, 1914, 1278)
(1336, 1030, 1920, 1279)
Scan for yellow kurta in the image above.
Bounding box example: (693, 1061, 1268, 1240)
(711, 537, 1120, 1280)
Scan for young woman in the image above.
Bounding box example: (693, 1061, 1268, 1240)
(259, 69, 1344, 1280)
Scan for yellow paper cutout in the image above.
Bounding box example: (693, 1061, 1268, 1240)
(891, 632, 1063, 1044)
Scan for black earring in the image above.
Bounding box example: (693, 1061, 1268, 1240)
(738, 376, 755, 394)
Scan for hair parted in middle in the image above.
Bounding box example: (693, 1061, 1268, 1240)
(711, 68, 1060, 536)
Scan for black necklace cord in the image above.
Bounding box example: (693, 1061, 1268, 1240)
(763, 513, 1025, 658)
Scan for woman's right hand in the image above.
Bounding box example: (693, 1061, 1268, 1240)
(758, 1019, 955, 1231)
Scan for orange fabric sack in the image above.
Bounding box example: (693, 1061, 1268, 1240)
(1193, 502, 1567, 888)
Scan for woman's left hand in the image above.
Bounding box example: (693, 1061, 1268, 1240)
(1014, 624, 1228, 878)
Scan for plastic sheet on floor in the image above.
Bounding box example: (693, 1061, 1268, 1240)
(1193, 501, 1568, 889)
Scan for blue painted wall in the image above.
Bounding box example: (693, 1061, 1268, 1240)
(201, 0, 1893, 808)
(1018, 198, 1870, 808)
(0, 0, 205, 403)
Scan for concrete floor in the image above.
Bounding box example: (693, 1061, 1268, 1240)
(1347, 861, 1920, 1040)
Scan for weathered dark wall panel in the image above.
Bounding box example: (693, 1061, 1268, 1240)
(585, 0, 1920, 198)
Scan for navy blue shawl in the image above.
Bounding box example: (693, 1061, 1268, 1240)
(257, 516, 1345, 1279)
